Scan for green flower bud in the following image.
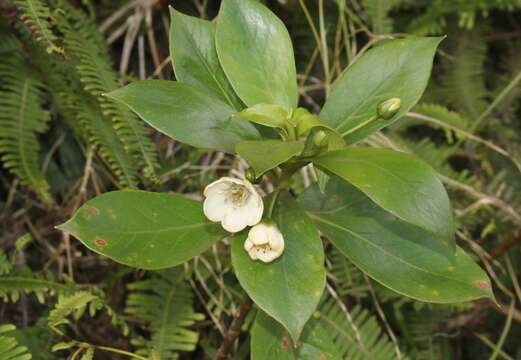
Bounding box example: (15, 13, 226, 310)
(377, 97, 401, 120)
(313, 130, 328, 148)
(245, 168, 256, 183)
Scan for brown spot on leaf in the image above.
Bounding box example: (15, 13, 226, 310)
(319, 354, 328, 360)
(84, 206, 100, 220)
(476, 280, 490, 289)
(281, 336, 289, 349)
(94, 238, 107, 247)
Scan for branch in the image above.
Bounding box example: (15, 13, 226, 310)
(214, 295, 253, 360)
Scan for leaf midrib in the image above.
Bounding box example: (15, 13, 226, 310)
(307, 212, 476, 290)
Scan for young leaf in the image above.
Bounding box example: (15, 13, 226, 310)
(237, 104, 289, 130)
(231, 193, 326, 342)
(216, 0, 298, 111)
(320, 37, 443, 144)
(105, 80, 260, 153)
(169, 7, 242, 110)
(314, 147, 455, 248)
(299, 179, 494, 303)
(57, 191, 227, 270)
(236, 140, 304, 177)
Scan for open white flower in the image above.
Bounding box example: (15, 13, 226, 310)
(244, 222, 284, 263)
(203, 177, 263, 233)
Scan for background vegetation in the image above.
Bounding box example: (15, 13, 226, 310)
(1, 0, 520, 359)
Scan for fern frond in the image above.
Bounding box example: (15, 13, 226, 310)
(0, 54, 53, 205)
(125, 269, 204, 359)
(317, 297, 398, 359)
(57, 15, 158, 183)
(362, 0, 397, 34)
(0, 250, 12, 276)
(0, 271, 71, 303)
(13, 0, 61, 54)
(34, 42, 140, 187)
(327, 247, 370, 298)
(440, 29, 489, 119)
(0, 324, 32, 360)
(48, 291, 100, 327)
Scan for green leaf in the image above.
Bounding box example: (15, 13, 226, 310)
(251, 311, 294, 360)
(216, 0, 298, 111)
(299, 179, 494, 303)
(57, 191, 226, 270)
(236, 140, 304, 177)
(105, 80, 260, 153)
(169, 7, 242, 110)
(320, 37, 443, 144)
(251, 311, 342, 360)
(231, 193, 326, 342)
(314, 147, 455, 247)
(237, 104, 289, 130)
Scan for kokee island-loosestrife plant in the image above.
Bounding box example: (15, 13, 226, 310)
(58, 0, 494, 355)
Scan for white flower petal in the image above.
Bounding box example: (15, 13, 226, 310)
(258, 250, 278, 263)
(204, 178, 230, 197)
(248, 248, 259, 260)
(203, 192, 227, 222)
(247, 223, 270, 245)
(243, 194, 264, 226)
(268, 228, 284, 252)
(244, 238, 254, 251)
(222, 209, 247, 233)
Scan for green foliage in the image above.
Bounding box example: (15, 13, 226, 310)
(316, 298, 398, 359)
(124, 269, 204, 359)
(0, 324, 32, 360)
(47, 291, 99, 327)
(13, 0, 60, 53)
(0, 54, 53, 204)
(56, 15, 159, 182)
(58, 190, 227, 270)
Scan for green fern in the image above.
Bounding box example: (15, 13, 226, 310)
(56, 14, 158, 183)
(13, 0, 61, 54)
(0, 324, 32, 360)
(327, 247, 370, 299)
(362, 0, 397, 34)
(440, 29, 489, 119)
(0, 271, 71, 303)
(47, 291, 100, 328)
(0, 54, 53, 205)
(316, 297, 400, 359)
(125, 269, 204, 359)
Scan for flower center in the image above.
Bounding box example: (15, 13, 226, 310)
(227, 184, 250, 206)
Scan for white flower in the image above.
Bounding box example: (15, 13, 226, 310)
(244, 222, 285, 263)
(203, 177, 264, 233)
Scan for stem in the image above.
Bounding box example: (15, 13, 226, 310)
(214, 295, 254, 360)
(267, 189, 280, 219)
(470, 67, 521, 133)
(341, 114, 379, 137)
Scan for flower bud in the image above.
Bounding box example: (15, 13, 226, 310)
(313, 130, 328, 148)
(376, 97, 401, 120)
(245, 168, 256, 183)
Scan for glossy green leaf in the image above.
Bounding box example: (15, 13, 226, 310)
(57, 191, 226, 270)
(216, 0, 298, 111)
(299, 179, 494, 303)
(231, 193, 326, 342)
(320, 37, 443, 144)
(169, 7, 242, 110)
(237, 103, 289, 130)
(236, 140, 304, 177)
(314, 147, 455, 247)
(251, 311, 341, 360)
(105, 80, 260, 153)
